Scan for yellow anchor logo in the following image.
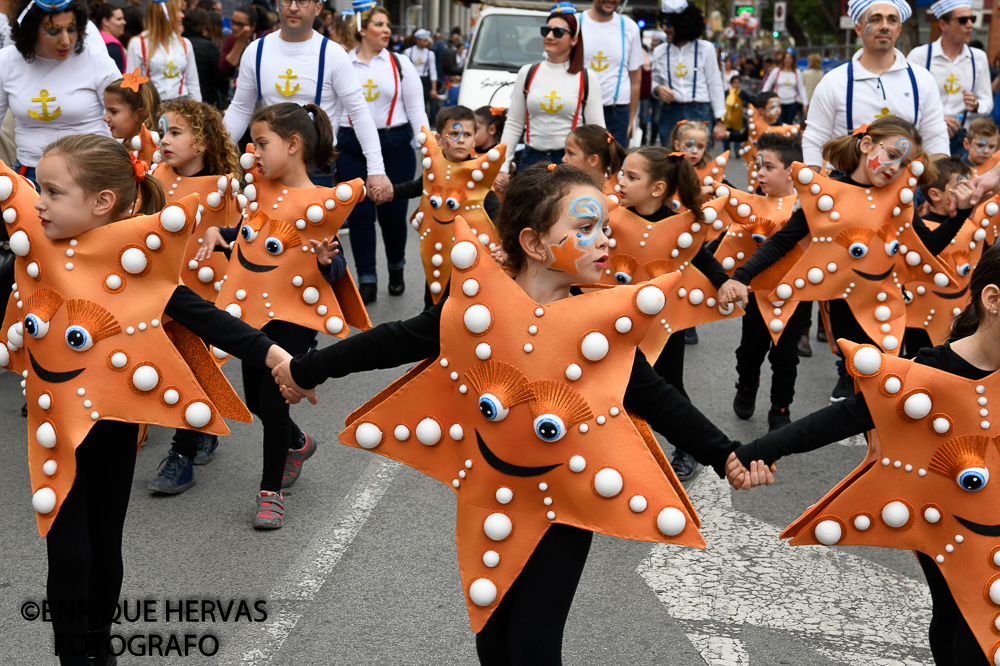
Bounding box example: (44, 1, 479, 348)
(541, 90, 563, 114)
(591, 51, 609, 72)
(674, 62, 688, 77)
(276, 69, 300, 97)
(943, 73, 961, 94)
(363, 78, 379, 102)
(874, 107, 894, 118)
(163, 60, 180, 79)
(28, 89, 60, 122)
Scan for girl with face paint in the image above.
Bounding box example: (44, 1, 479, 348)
(272, 163, 771, 663)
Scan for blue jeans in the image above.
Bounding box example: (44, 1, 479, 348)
(603, 104, 630, 147)
(519, 146, 565, 171)
(658, 101, 711, 149)
(335, 126, 415, 284)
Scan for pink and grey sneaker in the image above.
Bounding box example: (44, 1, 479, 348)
(254, 490, 285, 530)
(282, 433, 319, 488)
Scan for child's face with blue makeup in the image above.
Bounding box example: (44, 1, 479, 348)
(539, 186, 610, 283)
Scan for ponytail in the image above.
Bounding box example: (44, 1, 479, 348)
(250, 102, 337, 172)
(822, 116, 937, 188)
(136, 174, 166, 216)
(568, 124, 626, 177)
(949, 244, 1000, 340)
(631, 146, 704, 224)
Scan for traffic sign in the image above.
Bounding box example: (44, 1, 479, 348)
(774, 1, 786, 32)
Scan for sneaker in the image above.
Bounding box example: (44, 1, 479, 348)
(359, 283, 377, 304)
(193, 433, 219, 465)
(830, 373, 854, 402)
(767, 406, 791, 432)
(388, 268, 405, 296)
(732, 380, 758, 419)
(254, 490, 284, 529)
(148, 451, 195, 494)
(797, 333, 813, 357)
(816, 325, 828, 343)
(282, 432, 318, 488)
(684, 327, 699, 345)
(670, 448, 701, 482)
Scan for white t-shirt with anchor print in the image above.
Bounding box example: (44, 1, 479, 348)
(581, 10, 643, 107)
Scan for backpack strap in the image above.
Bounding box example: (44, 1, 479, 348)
(178, 37, 187, 96)
(140, 35, 148, 77)
(523, 63, 541, 144)
(572, 70, 585, 129)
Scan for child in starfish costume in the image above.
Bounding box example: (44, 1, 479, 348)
(0, 137, 292, 665)
(561, 124, 626, 193)
(964, 117, 1000, 179)
(669, 119, 731, 204)
(392, 108, 504, 309)
(473, 105, 506, 156)
(737, 102, 800, 193)
(103, 70, 162, 165)
(198, 102, 370, 528)
(714, 132, 807, 431)
(719, 117, 972, 404)
(145, 99, 245, 492)
(273, 164, 773, 662)
(729, 244, 1000, 666)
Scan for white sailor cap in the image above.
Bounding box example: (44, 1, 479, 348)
(930, 0, 972, 19)
(847, 0, 912, 24)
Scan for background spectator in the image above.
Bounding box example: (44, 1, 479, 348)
(802, 53, 824, 105)
(90, 1, 127, 71)
(183, 7, 226, 108)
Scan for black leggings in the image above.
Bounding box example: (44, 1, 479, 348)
(241, 320, 316, 492)
(827, 299, 878, 376)
(652, 332, 688, 399)
(46, 420, 139, 665)
(475, 524, 592, 665)
(734, 298, 810, 408)
(916, 552, 988, 665)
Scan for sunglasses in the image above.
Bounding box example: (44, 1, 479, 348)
(951, 15, 976, 25)
(540, 25, 570, 39)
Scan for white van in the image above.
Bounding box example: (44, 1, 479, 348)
(456, 5, 548, 110)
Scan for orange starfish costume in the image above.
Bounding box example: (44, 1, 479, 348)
(714, 187, 801, 343)
(783, 339, 1000, 662)
(738, 105, 800, 193)
(150, 162, 242, 302)
(212, 148, 371, 343)
(339, 215, 704, 631)
(768, 161, 956, 355)
(0, 161, 250, 536)
(410, 126, 505, 303)
(128, 125, 160, 167)
(600, 198, 743, 362)
(695, 150, 729, 188)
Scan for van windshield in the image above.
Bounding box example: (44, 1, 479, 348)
(468, 14, 547, 72)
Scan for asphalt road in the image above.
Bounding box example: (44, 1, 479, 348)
(0, 151, 937, 666)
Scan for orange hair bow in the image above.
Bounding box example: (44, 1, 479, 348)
(490, 107, 506, 116)
(547, 163, 557, 171)
(122, 67, 150, 93)
(852, 123, 871, 136)
(131, 153, 147, 182)
(606, 131, 614, 144)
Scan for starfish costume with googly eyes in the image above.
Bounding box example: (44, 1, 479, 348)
(128, 125, 160, 167)
(738, 105, 800, 193)
(906, 196, 1000, 345)
(783, 339, 1000, 662)
(340, 215, 705, 631)
(213, 148, 371, 341)
(714, 187, 802, 343)
(600, 198, 743, 363)
(150, 162, 242, 302)
(770, 161, 957, 355)
(410, 126, 505, 303)
(0, 161, 251, 537)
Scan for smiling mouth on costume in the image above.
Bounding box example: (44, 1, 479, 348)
(476, 429, 562, 477)
(237, 245, 277, 272)
(955, 515, 1000, 537)
(933, 284, 969, 299)
(852, 265, 895, 281)
(29, 349, 85, 383)
(432, 215, 455, 225)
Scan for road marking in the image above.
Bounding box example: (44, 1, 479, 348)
(637, 469, 932, 666)
(222, 458, 401, 666)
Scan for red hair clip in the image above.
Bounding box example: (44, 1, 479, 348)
(131, 153, 147, 182)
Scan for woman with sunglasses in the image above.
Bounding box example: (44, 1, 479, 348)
(905, 0, 992, 160)
(494, 2, 603, 193)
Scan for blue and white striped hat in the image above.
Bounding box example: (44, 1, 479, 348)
(351, 0, 377, 32)
(930, 0, 971, 19)
(549, 2, 580, 35)
(340, 7, 355, 17)
(847, 0, 912, 24)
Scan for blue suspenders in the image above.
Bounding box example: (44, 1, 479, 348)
(665, 41, 698, 98)
(845, 61, 919, 133)
(256, 34, 329, 105)
(925, 42, 977, 90)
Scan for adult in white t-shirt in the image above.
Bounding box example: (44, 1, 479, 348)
(224, 0, 390, 202)
(580, 0, 642, 147)
(495, 4, 603, 191)
(335, 3, 427, 303)
(402, 28, 437, 118)
(0, 0, 120, 178)
(803, 0, 949, 170)
(906, 0, 992, 158)
(761, 51, 808, 125)
(125, 0, 200, 101)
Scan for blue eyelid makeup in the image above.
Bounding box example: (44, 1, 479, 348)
(568, 195, 604, 247)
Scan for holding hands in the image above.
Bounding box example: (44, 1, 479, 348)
(271, 357, 318, 405)
(725, 452, 777, 490)
(717, 279, 749, 307)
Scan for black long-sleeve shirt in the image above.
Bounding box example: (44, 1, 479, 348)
(732, 174, 971, 286)
(628, 204, 730, 289)
(733, 343, 992, 467)
(165, 285, 274, 367)
(290, 296, 740, 476)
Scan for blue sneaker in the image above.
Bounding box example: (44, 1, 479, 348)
(193, 434, 219, 465)
(148, 451, 195, 494)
